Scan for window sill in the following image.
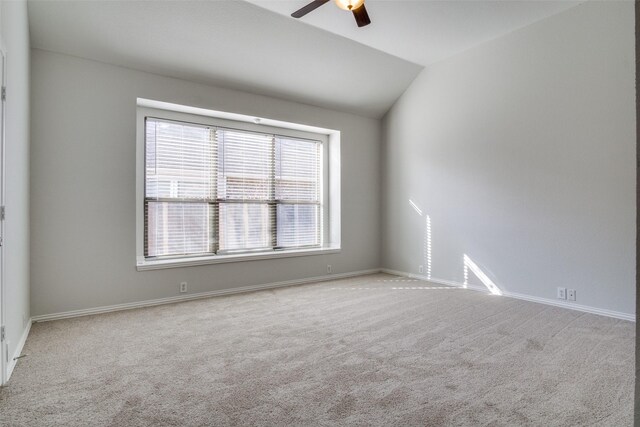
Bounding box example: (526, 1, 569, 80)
(136, 246, 341, 271)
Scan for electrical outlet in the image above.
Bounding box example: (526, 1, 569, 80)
(567, 289, 576, 301)
(418, 265, 424, 274)
(327, 265, 332, 274)
(179, 282, 188, 293)
(557, 287, 567, 300)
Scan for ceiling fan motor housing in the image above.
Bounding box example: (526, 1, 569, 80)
(335, 0, 365, 11)
(291, 0, 371, 27)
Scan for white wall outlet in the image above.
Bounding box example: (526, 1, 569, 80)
(327, 265, 332, 274)
(557, 287, 567, 300)
(179, 282, 188, 293)
(418, 265, 424, 274)
(567, 289, 576, 301)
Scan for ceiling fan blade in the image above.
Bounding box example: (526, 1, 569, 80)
(291, 0, 331, 18)
(352, 4, 371, 27)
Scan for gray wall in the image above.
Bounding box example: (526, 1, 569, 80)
(1, 0, 30, 368)
(382, 1, 636, 315)
(30, 49, 381, 317)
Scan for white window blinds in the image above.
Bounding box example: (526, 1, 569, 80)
(144, 117, 322, 258)
(275, 137, 321, 248)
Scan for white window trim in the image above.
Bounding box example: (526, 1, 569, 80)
(135, 99, 341, 271)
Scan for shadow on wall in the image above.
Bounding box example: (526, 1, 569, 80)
(408, 198, 503, 296)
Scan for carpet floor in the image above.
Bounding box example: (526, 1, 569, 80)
(0, 273, 634, 426)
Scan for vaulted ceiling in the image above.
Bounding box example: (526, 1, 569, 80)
(27, 0, 581, 118)
(246, 0, 582, 67)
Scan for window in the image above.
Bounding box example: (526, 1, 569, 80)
(136, 102, 339, 270)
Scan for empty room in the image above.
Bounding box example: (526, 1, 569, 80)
(0, 0, 637, 425)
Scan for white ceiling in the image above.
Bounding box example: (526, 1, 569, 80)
(27, 0, 582, 118)
(246, 0, 583, 66)
(27, 0, 422, 118)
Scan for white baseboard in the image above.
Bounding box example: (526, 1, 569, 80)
(381, 268, 635, 322)
(6, 319, 31, 382)
(30, 267, 635, 324)
(31, 269, 382, 323)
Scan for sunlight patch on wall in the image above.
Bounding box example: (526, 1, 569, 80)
(424, 215, 432, 279)
(463, 254, 502, 296)
(463, 263, 469, 289)
(409, 199, 423, 216)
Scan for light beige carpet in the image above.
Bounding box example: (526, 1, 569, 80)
(0, 273, 634, 426)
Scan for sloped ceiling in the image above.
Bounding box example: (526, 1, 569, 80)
(246, 0, 583, 67)
(27, 0, 422, 118)
(27, 0, 582, 118)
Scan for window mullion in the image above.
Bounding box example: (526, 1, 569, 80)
(270, 136, 277, 249)
(210, 127, 219, 254)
